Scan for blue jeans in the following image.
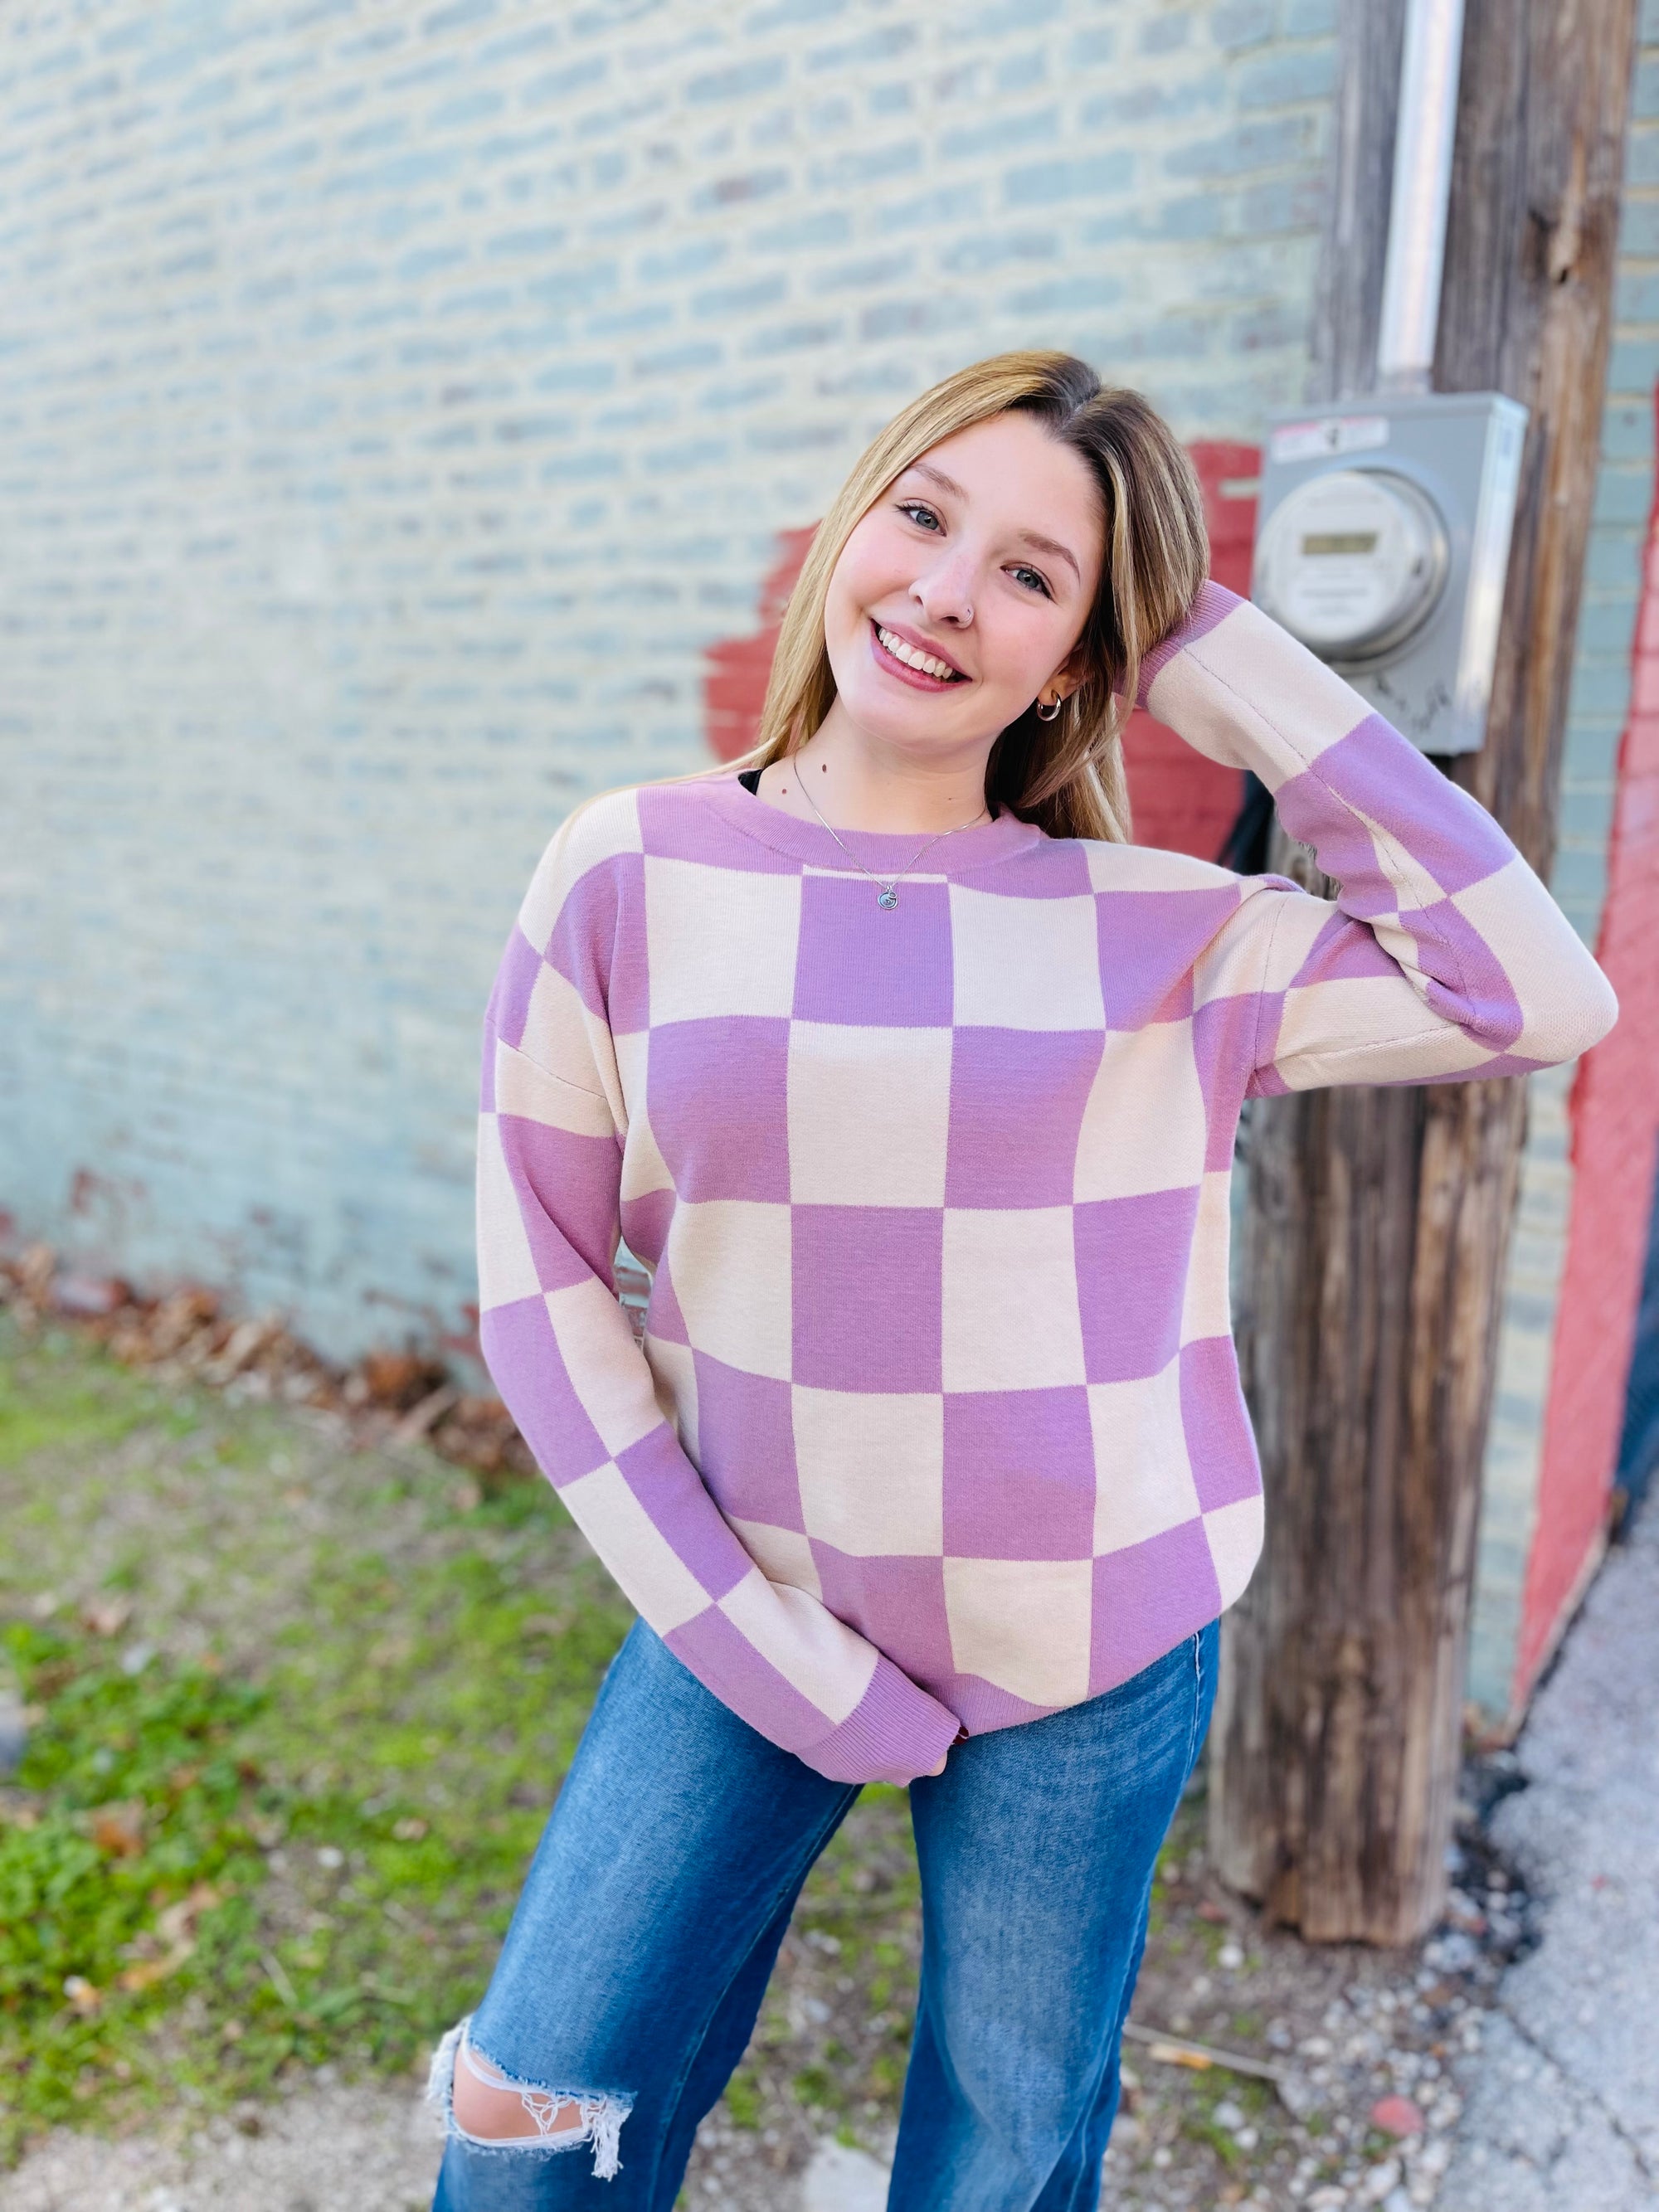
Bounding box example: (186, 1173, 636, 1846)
(431, 1613, 1219, 2212)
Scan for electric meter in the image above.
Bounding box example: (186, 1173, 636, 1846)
(1253, 469, 1449, 661)
(1250, 392, 1529, 755)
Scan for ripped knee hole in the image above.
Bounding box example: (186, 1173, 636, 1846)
(427, 2017, 632, 2181)
(453, 2039, 585, 2143)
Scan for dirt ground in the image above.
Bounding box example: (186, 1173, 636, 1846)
(0, 1311, 1529, 2210)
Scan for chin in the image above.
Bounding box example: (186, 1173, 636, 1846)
(827, 629, 985, 752)
(846, 681, 960, 757)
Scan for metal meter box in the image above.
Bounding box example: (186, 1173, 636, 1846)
(1250, 391, 1528, 755)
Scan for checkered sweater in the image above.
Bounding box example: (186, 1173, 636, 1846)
(475, 581, 1617, 1786)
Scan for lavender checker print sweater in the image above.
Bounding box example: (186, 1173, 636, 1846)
(475, 581, 1617, 1787)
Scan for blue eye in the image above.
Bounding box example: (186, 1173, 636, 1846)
(897, 499, 1051, 596)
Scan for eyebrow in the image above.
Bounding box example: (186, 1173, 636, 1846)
(904, 460, 1083, 586)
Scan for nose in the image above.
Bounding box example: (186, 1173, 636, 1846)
(912, 547, 976, 628)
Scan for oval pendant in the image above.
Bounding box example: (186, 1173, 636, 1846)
(877, 886, 899, 910)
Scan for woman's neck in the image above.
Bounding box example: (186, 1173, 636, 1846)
(755, 711, 993, 836)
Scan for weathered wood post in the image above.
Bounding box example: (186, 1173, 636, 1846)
(1210, 0, 1641, 1945)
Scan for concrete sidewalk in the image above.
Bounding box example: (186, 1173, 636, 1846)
(1438, 1500, 1659, 2211)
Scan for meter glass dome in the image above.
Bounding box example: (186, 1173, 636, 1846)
(1253, 468, 1449, 663)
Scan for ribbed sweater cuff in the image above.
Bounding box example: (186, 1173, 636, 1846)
(798, 1656, 963, 1787)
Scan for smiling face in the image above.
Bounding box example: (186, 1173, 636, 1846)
(820, 411, 1106, 765)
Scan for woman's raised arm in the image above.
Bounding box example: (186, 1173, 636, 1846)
(474, 802, 963, 1787)
(1142, 581, 1618, 1091)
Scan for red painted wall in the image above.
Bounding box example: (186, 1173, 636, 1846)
(1120, 441, 1258, 858)
(703, 525, 820, 764)
(1515, 416, 1659, 1702)
(700, 444, 1261, 863)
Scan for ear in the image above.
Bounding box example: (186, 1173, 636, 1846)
(1046, 645, 1090, 704)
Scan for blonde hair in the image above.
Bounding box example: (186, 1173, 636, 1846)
(733, 351, 1209, 843)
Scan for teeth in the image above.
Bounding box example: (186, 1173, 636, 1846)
(878, 625, 958, 682)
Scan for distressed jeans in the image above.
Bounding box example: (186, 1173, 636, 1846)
(430, 1612, 1219, 2212)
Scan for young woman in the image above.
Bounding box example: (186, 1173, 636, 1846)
(431, 352, 1616, 2210)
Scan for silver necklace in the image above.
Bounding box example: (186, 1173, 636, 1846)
(794, 768, 987, 910)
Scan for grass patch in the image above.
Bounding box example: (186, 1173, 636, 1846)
(0, 1624, 268, 2155)
(0, 1345, 173, 1471)
(0, 1531, 636, 2159)
(0, 1319, 928, 2177)
(0, 1320, 636, 2161)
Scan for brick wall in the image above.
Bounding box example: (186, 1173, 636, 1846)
(1119, 440, 1254, 855)
(1511, 434, 1659, 1699)
(0, 0, 1336, 1353)
(1467, 0, 1659, 1725)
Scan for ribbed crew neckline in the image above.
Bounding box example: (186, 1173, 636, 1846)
(700, 770, 1045, 878)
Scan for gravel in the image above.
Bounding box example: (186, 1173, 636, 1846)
(0, 2081, 439, 2212)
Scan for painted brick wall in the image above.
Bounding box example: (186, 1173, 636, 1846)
(1119, 440, 1254, 855)
(1466, 0, 1659, 1724)
(0, 0, 1336, 1354)
(1515, 491, 1659, 1695)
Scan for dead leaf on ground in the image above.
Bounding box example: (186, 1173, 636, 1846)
(156, 1880, 221, 1947)
(118, 1954, 182, 1992)
(145, 1287, 221, 1359)
(392, 1383, 460, 1445)
(0, 1242, 541, 1495)
(118, 1882, 223, 1987)
(356, 1349, 447, 1409)
(90, 1801, 145, 1856)
(80, 1596, 133, 1638)
(202, 1317, 279, 1383)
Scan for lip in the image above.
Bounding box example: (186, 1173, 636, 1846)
(868, 616, 971, 688)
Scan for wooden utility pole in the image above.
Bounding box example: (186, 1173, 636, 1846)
(1210, 0, 1640, 1944)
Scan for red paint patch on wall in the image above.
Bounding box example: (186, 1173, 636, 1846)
(1119, 441, 1257, 858)
(703, 526, 819, 762)
(1515, 399, 1659, 1707)
(699, 445, 1260, 862)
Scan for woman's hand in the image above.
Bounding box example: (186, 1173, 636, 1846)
(925, 1721, 971, 1777)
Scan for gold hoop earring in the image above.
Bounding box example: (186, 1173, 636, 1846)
(1035, 696, 1062, 722)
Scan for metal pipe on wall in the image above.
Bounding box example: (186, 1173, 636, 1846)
(1376, 0, 1467, 389)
